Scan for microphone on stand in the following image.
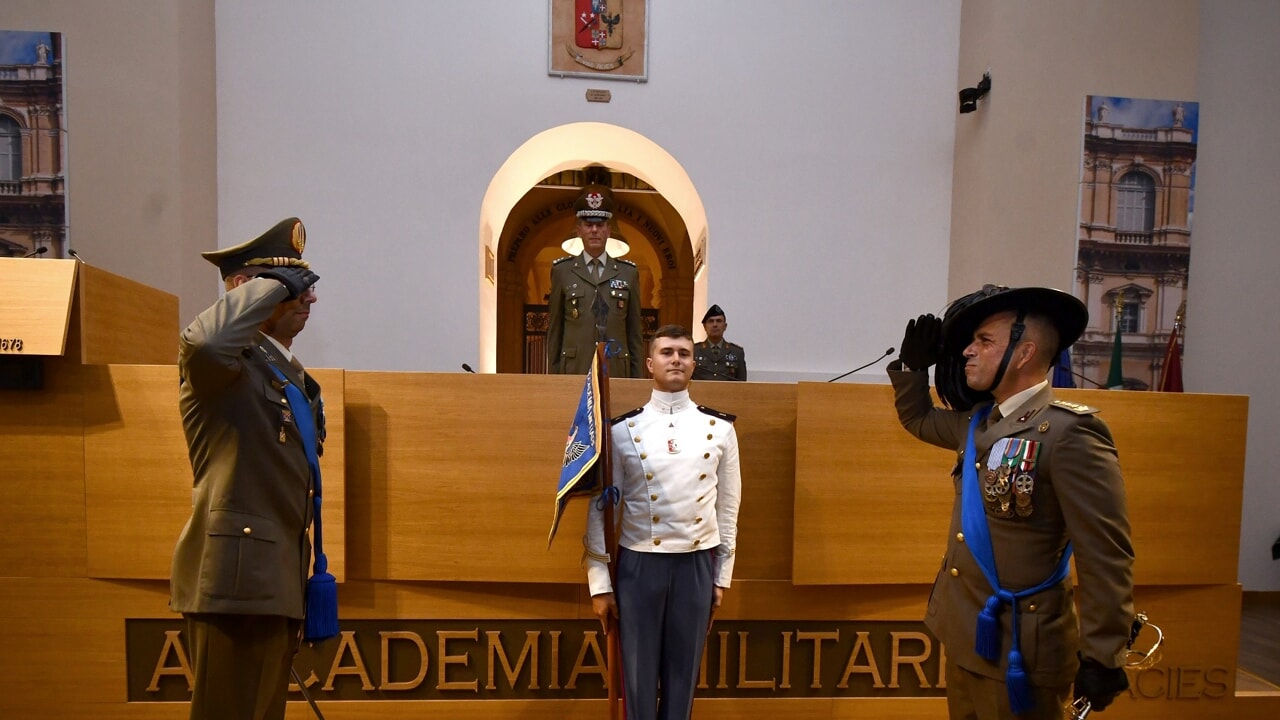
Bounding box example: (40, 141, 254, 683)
(693, 365, 744, 382)
(1056, 365, 1106, 388)
(21, 247, 49, 258)
(461, 363, 476, 373)
(69, 249, 87, 263)
(828, 347, 896, 382)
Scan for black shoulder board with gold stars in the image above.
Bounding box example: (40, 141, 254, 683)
(697, 405, 737, 422)
(553, 256, 575, 265)
(611, 406, 645, 424)
(1050, 399, 1100, 415)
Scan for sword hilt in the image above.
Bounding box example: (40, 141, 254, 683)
(1066, 611, 1165, 718)
(1068, 696, 1092, 720)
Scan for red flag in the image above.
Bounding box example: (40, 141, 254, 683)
(1158, 323, 1183, 392)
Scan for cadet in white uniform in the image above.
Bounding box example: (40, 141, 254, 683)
(586, 324, 743, 720)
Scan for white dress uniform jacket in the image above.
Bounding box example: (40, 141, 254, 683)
(586, 389, 742, 595)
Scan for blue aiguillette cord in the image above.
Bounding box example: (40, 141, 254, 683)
(962, 405, 1072, 713)
(268, 365, 325, 570)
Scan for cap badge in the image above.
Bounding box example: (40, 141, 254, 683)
(291, 222, 306, 254)
(585, 192, 605, 210)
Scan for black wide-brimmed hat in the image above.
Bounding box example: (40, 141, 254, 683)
(940, 285, 1087, 354)
(934, 284, 1087, 409)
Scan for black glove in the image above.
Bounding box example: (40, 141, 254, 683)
(898, 314, 942, 371)
(258, 266, 319, 300)
(1073, 656, 1129, 712)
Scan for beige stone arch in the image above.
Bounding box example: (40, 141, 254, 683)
(477, 122, 709, 372)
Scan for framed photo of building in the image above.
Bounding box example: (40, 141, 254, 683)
(1074, 96, 1198, 391)
(548, 0, 649, 82)
(0, 30, 67, 259)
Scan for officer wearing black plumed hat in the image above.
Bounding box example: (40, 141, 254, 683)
(547, 185, 644, 377)
(693, 304, 747, 381)
(170, 218, 331, 720)
(887, 285, 1135, 719)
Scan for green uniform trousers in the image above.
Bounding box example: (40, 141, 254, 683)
(185, 613, 301, 720)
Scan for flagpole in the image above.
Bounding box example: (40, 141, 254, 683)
(1158, 300, 1186, 392)
(1106, 295, 1125, 390)
(595, 341, 624, 720)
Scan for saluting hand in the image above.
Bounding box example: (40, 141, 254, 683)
(259, 267, 319, 300)
(898, 314, 942, 371)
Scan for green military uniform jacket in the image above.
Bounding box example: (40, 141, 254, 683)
(693, 340, 747, 381)
(547, 253, 643, 378)
(170, 278, 324, 619)
(889, 367, 1134, 687)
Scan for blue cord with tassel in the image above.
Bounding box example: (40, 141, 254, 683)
(270, 365, 339, 642)
(961, 406, 1071, 713)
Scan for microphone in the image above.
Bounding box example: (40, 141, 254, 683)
(828, 347, 896, 382)
(68, 249, 86, 263)
(461, 363, 476, 373)
(1055, 364, 1106, 389)
(693, 364, 744, 382)
(22, 247, 48, 258)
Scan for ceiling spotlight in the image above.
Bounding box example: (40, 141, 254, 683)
(958, 72, 991, 114)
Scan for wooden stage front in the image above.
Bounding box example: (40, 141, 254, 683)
(0, 258, 1273, 718)
(2, 368, 1274, 718)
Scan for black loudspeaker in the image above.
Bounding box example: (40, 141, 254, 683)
(0, 355, 44, 390)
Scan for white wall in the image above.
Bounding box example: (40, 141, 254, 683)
(5, 0, 218, 325)
(214, 0, 961, 379)
(948, 0, 1200, 294)
(1193, 0, 1280, 590)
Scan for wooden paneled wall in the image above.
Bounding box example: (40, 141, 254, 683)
(0, 369, 1275, 719)
(794, 384, 1247, 586)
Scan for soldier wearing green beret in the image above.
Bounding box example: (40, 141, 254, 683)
(169, 217, 329, 720)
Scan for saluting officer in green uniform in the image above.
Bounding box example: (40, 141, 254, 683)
(693, 304, 747, 381)
(170, 218, 326, 720)
(888, 285, 1134, 720)
(547, 185, 643, 378)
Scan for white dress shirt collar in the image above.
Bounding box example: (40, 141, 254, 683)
(649, 389, 693, 415)
(261, 333, 295, 363)
(997, 380, 1048, 420)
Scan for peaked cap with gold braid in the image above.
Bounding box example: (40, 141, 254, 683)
(202, 217, 310, 279)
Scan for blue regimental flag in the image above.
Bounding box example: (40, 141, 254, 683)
(548, 350, 604, 547)
(1051, 348, 1076, 388)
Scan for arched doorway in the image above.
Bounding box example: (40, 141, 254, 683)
(476, 123, 709, 373)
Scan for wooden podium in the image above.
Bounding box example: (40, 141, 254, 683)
(0, 257, 177, 366)
(0, 258, 178, 577)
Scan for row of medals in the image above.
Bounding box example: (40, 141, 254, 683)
(983, 439, 1035, 518)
